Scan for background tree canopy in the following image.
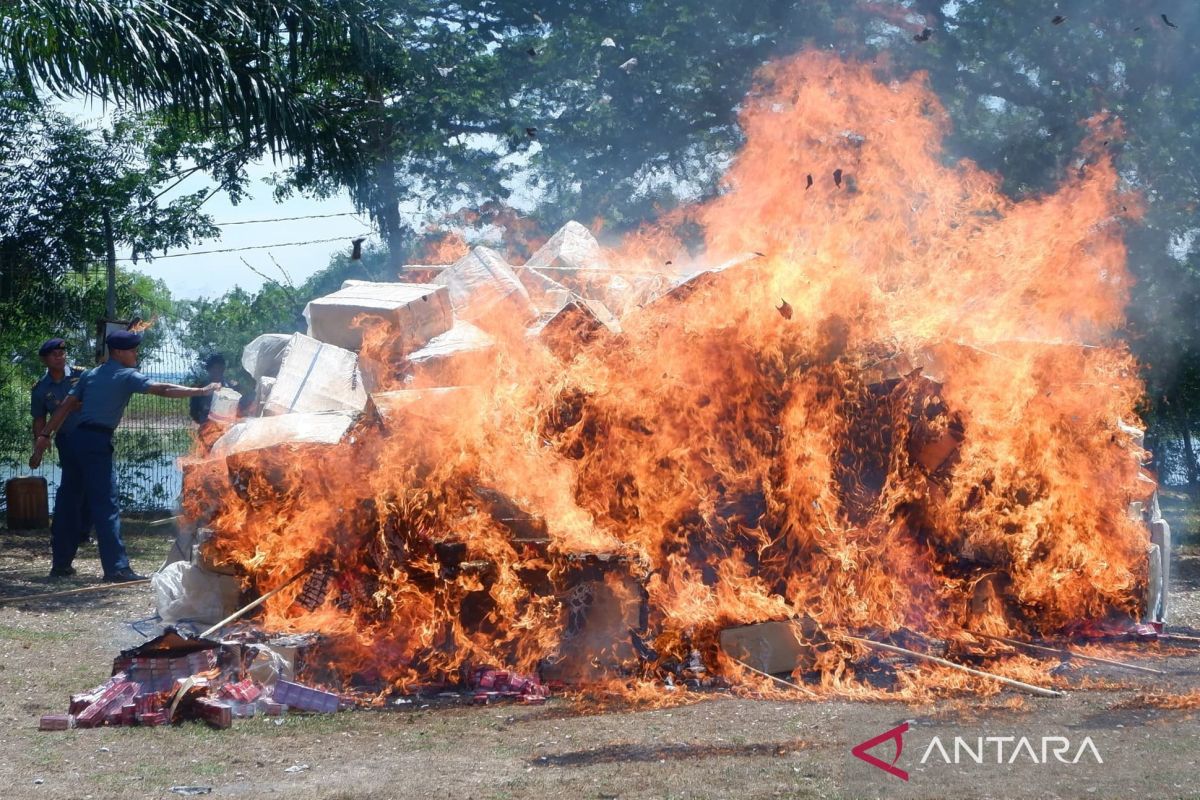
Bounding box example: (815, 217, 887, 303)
(1, 0, 1197, 486)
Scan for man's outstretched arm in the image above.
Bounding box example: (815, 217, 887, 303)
(147, 381, 220, 399)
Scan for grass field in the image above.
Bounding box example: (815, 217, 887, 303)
(0, 510, 1198, 800)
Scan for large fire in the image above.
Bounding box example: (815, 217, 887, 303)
(182, 53, 1149, 699)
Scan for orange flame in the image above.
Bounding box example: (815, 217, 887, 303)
(184, 53, 1149, 700)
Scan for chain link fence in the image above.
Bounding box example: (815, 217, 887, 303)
(1, 271, 197, 517)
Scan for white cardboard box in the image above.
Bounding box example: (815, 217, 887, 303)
(262, 333, 367, 416)
(211, 409, 358, 457)
(434, 246, 537, 326)
(305, 281, 453, 355)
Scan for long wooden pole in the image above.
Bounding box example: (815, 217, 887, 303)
(978, 633, 1165, 675)
(0, 579, 150, 604)
(728, 655, 817, 698)
(199, 569, 307, 638)
(843, 634, 1065, 698)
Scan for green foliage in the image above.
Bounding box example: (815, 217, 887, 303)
(0, 77, 222, 295)
(0, 269, 174, 468)
(0, 1, 373, 164)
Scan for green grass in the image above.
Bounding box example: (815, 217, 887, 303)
(0, 624, 75, 643)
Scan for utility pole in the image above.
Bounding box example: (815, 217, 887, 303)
(102, 206, 116, 319)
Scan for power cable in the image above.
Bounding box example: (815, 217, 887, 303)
(113, 232, 374, 261)
(213, 211, 364, 226)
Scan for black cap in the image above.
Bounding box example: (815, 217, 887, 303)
(38, 338, 67, 357)
(203, 353, 226, 369)
(106, 330, 143, 350)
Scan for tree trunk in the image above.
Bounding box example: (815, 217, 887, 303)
(362, 69, 404, 263)
(1181, 415, 1200, 498)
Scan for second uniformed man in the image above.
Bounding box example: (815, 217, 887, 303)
(31, 338, 91, 574)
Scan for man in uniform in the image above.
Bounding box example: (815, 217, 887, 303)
(189, 353, 235, 425)
(30, 338, 90, 573)
(31, 331, 219, 582)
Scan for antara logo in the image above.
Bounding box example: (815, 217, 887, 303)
(852, 722, 910, 781)
(852, 723, 1104, 781)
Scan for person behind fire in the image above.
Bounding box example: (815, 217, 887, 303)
(30, 337, 92, 564)
(188, 352, 228, 425)
(188, 352, 251, 424)
(30, 331, 220, 582)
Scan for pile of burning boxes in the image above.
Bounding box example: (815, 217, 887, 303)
(144, 219, 1169, 713)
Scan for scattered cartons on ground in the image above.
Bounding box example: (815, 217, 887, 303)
(262, 333, 367, 416)
(272, 680, 340, 713)
(193, 697, 233, 729)
(305, 282, 453, 355)
(434, 247, 537, 327)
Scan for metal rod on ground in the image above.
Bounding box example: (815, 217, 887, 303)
(977, 632, 1165, 675)
(0, 579, 150, 604)
(728, 655, 817, 697)
(199, 570, 308, 639)
(1162, 632, 1200, 644)
(843, 634, 1065, 698)
(147, 515, 180, 528)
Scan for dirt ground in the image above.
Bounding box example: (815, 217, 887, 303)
(1, 495, 1198, 800)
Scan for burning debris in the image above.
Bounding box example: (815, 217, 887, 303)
(48, 53, 1184, 730)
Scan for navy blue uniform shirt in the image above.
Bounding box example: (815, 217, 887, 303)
(30, 366, 87, 437)
(69, 359, 153, 429)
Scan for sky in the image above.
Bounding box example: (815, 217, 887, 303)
(136, 165, 376, 300)
(61, 98, 378, 300)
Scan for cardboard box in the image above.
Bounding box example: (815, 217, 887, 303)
(211, 410, 357, 458)
(38, 714, 73, 731)
(272, 680, 339, 713)
(719, 620, 807, 675)
(434, 247, 537, 327)
(305, 282, 453, 355)
(262, 334, 368, 416)
(528, 294, 621, 360)
(194, 697, 233, 729)
(523, 222, 632, 313)
(241, 333, 292, 380)
(406, 320, 495, 384)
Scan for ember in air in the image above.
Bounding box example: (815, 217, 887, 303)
(918, 736, 1103, 765)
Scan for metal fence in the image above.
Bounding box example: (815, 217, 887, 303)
(1, 274, 197, 516)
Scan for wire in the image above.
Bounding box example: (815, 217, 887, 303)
(114, 232, 373, 261)
(213, 211, 364, 226)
